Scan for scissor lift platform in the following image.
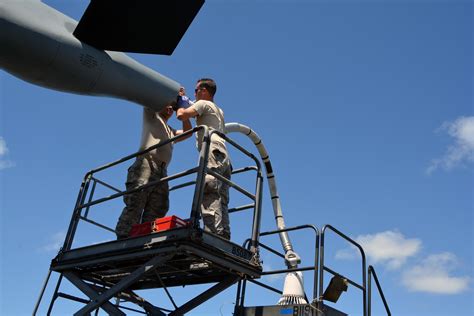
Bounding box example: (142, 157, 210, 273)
(46, 227, 262, 315)
(35, 126, 392, 315)
(51, 227, 262, 290)
(33, 127, 268, 315)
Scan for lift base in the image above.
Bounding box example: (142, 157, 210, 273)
(235, 303, 347, 316)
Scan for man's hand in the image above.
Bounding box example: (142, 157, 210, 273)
(174, 95, 193, 111)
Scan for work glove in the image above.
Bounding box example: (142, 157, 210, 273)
(174, 95, 193, 110)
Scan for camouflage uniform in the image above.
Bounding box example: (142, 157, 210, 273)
(189, 99, 231, 240)
(115, 108, 175, 239)
(202, 143, 232, 239)
(115, 155, 169, 238)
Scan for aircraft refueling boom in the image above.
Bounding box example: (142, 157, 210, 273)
(0, 0, 181, 112)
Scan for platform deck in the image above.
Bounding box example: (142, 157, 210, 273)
(51, 227, 262, 290)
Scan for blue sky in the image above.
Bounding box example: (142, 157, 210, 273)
(1, 0, 473, 315)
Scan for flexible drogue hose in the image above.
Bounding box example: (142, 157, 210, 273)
(225, 122, 300, 268)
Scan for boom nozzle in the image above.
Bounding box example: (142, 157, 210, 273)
(277, 271, 308, 305)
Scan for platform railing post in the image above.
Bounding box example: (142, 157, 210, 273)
(368, 267, 372, 316)
(62, 172, 92, 252)
(249, 173, 263, 255)
(319, 228, 325, 303)
(190, 126, 209, 230)
(313, 229, 320, 302)
(368, 265, 391, 316)
(320, 225, 367, 316)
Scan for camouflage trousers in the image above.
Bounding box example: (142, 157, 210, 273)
(202, 146, 232, 240)
(115, 156, 169, 238)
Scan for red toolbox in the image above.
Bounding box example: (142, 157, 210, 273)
(129, 215, 188, 237)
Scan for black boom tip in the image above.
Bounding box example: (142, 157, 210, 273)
(73, 0, 205, 55)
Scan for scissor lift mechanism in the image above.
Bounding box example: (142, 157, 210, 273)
(51, 228, 262, 315)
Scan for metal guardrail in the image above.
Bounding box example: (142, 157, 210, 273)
(235, 225, 320, 309)
(234, 224, 392, 316)
(320, 224, 367, 316)
(60, 126, 263, 254)
(368, 265, 391, 316)
(35, 126, 265, 315)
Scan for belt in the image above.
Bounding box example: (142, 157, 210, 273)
(140, 155, 167, 168)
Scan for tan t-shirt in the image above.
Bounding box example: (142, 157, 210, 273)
(138, 108, 175, 165)
(190, 100, 226, 152)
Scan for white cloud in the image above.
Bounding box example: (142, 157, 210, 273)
(336, 230, 471, 295)
(39, 231, 66, 253)
(0, 160, 15, 170)
(427, 116, 474, 174)
(335, 247, 357, 260)
(336, 230, 421, 270)
(0, 137, 15, 170)
(402, 253, 470, 294)
(0, 137, 8, 156)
